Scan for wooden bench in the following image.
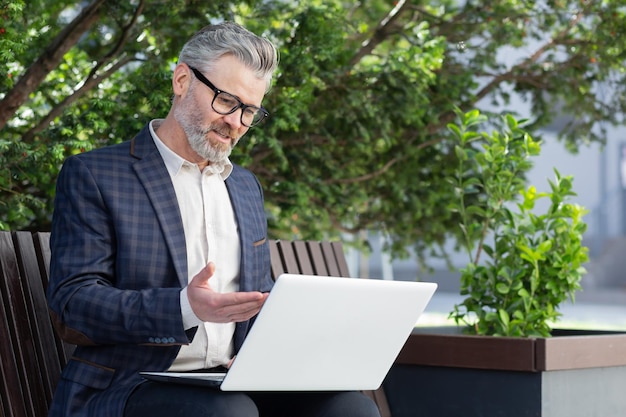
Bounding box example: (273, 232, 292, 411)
(0, 231, 390, 417)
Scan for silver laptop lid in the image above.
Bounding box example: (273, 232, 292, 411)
(221, 274, 437, 391)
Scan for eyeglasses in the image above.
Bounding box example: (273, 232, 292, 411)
(189, 66, 269, 127)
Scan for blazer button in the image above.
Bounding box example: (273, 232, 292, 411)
(168, 337, 176, 343)
(154, 337, 162, 344)
(149, 337, 155, 343)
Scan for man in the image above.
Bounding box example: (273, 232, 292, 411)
(47, 21, 380, 417)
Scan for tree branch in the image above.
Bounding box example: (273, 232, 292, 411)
(20, 0, 146, 143)
(21, 56, 135, 143)
(326, 156, 402, 185)
(0, 0, 109, 130)
(473, 10, 584, 104)
(348, 0, 411, 67)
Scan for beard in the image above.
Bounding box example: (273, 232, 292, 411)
(174, 87, 240, 164)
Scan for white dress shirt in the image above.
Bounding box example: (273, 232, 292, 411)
(149, 120, 241, 370)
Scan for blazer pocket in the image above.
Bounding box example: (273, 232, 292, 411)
(63, 357, 115, 390)
(252, 237, 267, 247)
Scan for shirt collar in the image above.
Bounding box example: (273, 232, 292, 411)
(149, 119, 233, 179)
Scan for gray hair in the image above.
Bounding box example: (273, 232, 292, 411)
(178, 22, 278, 92)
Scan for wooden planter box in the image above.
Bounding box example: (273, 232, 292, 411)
(383, 327, 626, 417)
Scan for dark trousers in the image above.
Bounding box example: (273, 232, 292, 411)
(124, 381, 381, 417)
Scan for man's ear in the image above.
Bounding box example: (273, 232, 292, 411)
(172, 63, 191, 96)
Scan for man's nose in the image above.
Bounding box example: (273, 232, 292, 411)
(222, 110, 243, 129)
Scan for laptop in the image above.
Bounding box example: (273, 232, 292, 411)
(141, 273, 437, 391)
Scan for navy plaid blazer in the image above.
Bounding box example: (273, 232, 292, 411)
(46, 124, 274, 417)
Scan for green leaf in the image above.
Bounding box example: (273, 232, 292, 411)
(496, 282, 510, 294)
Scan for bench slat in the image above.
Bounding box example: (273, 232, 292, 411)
(33, 231, 51, 287)
(320, 241, 342, 277)
(276, 240, 300, 274)
(0, 278, 30, 417)
(306, 241, 330, 276)
(0, 232, 47, 417)
(330, 241, 351, 277)
(32, 231, 76, 364)
(292, 240, 315, 275)
(268, 239, 285, 279)
(14, 231, 66, 404)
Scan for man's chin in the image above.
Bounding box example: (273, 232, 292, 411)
(206, 148, 232, 164)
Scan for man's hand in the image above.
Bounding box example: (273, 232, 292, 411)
(187, 262, 269, 323)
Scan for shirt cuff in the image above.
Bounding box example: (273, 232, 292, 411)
(180, 286, 203, 329)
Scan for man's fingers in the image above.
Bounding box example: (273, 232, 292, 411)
(191, 290, 269, 323)
(220, 290, 267, 307)
(217, 292, 269, 319)
(226, 293, 269, 322)
(190, 262, 216, 288)
(187, 261, 270, 323)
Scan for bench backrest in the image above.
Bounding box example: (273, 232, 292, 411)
(1, 231, 63, 417)
(269, 239, 351, 278)
(0, 231, 389, 417)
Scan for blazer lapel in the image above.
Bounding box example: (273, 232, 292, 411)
(130, 125, 188, 287)
(225, 173, 251, 287)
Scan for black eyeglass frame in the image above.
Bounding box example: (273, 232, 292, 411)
(188, 66, 269, 127)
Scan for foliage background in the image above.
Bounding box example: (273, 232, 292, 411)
(1, 0, 625, 265)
